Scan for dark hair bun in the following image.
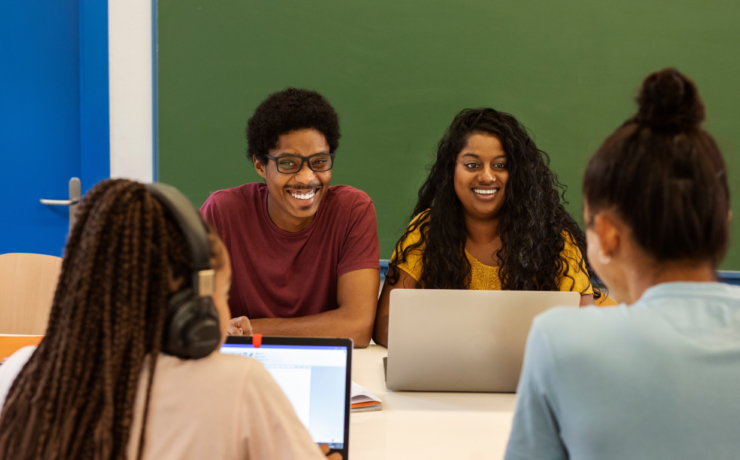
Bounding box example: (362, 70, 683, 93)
(635, 68, 705, 132)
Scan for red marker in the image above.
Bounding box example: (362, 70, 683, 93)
(252, 333, 262, 348)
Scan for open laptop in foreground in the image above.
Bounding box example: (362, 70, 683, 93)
(386, 289, 579, 392)
(221, 336, 352, 459)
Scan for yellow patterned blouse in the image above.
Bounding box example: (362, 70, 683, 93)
(393, 213, 593, 294)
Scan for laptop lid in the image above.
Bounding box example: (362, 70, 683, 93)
(386, 289, 579, 393)
(221, 336, 352, 458)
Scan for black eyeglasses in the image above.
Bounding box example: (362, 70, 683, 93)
(265, 153, 335, 174)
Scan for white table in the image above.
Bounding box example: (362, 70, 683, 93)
(349, 345, 516, 460)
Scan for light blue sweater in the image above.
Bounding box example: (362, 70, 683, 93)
(506, 282, 740, 460)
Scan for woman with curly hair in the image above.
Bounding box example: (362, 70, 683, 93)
(0, 179, 338, 460)
(373, 108, 601, 347)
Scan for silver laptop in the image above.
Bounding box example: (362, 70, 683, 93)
(386, 289, 579, 392)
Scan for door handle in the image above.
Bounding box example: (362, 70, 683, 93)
(39, 199, 79, 205)
(40, 177, 81, 233)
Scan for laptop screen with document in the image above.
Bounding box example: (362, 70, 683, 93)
(221, 336, 352, 456)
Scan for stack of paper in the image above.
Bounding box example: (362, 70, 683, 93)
(351, 381, 382, 412)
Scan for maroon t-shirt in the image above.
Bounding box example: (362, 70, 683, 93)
(201, 183, 380, 319)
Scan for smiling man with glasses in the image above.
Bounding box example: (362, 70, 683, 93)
(201, 88, 380, 347)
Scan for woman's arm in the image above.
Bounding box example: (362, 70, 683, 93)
(372, 269, 420, 348)
(579, 294, 595, 307)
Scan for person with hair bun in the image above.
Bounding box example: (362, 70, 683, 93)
(373, 107, 603, 347)
(0, 179, 339, 460)
(505, 68, 739, 460)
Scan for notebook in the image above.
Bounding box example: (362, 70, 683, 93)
(221, 336, 352, 458)
(350, 382, 382, 412)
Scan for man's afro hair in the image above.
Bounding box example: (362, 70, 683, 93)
(247, 88, 340, 162)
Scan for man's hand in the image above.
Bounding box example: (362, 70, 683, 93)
(319, 444, 342, 459)
(248, 268, 379, 347)
(228, 316, 252, 336)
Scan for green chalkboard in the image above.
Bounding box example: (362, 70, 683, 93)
(158, 0, 740, 269)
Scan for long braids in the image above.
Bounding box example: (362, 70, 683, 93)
(0, 179, 191, 460)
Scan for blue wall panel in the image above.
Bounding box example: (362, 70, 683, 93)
(79, 0, 111, 193)
(0, 0, 82, 256)
(0, 0, 109, 256)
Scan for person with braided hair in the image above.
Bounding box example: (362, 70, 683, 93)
(373, 107, 601, 347)
(0, 179, 339, 460)
(505, 69, 739, 460)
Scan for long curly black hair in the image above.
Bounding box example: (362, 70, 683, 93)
(387, 108, 601, 299)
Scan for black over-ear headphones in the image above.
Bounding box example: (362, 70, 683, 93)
(146, 183, 222, 359)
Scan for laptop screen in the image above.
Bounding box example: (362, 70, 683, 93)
(220, 337, 350, 450)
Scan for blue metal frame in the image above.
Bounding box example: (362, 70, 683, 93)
(718, 271, 740, 287)
(79, 0, 110, 193)
(380, 259, 389, 282)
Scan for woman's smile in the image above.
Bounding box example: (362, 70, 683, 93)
(472, 187, 501, 200)
(454, 133, 509, 220)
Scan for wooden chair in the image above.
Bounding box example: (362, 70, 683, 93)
(0, 253, 62, 335)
